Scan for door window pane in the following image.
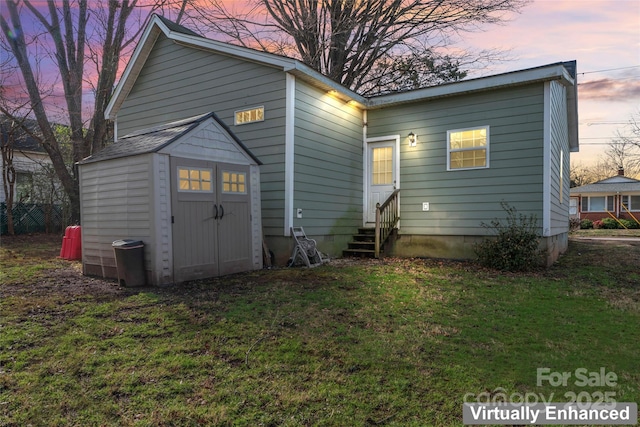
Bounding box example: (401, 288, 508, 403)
(372, 146, 393, 185)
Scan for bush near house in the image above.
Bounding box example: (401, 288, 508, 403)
(580, 218, 593, 229)
(620, 219, 640, 229)
(569, 217, 581, 231)
(580, 218, 640, 230)
(474, 203, 545, 271)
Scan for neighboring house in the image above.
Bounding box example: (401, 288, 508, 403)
(570, 168, 640, 224)
(0, 116, 52, 204)
(97, 14, 578, 279)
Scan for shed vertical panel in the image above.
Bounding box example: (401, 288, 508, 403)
(152, 154, 173, 285)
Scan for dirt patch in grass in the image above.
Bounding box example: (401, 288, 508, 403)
(1, 233, 125, 301)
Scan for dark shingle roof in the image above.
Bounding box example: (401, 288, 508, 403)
(0, 116, 47, 153)
(155, 14, 202, 37)
(571, 175, 640, 194)
(80, 112, 260, 165)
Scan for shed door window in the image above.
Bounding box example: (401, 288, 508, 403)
(178, 167, 213, 192)
(447, 126, 489, 170)
(222, 171, 247, 194)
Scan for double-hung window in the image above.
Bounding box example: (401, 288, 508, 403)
(622, 195, 640, 211)
(581, 196, 614, 212)
(447, 126, 489, 170)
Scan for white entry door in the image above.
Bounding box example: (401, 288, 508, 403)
(367, 139, 398, 223)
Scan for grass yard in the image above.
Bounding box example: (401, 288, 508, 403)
(1, 234, 639, 426)
(570, 229, 640, 238)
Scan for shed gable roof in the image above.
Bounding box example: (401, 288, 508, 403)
(80, 112, 260, 165)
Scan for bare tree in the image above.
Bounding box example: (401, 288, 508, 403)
(591, 111, 640, 180)
(570, 162, 593, 188)
(183, 0, 530, 94)
(1, 117, 20, 235)
(0, 0, 176, 222)
(603, 136, 640, 178)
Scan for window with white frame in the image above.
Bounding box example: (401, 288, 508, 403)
(235, 106, 264, 125)
(622, 195, 640, 211)
(447, 126, 489, 170)
(581, 196, 614, 212)
(178, 167, 213, 192)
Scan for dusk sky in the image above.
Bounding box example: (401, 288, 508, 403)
(462, 0, 640, 168)
(4, 0, 639, 170)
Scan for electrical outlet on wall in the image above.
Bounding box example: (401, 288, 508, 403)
(296, 208, 303, 218)
(422, 202, 430, 211)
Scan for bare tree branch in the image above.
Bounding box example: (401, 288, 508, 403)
(1, 0, 178, 222)
(183, 0, 530, 93)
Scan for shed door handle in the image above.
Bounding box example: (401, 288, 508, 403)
(214, 204, 218, 220)
(219, 204, 224, 219)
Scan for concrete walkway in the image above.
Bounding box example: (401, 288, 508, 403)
(570, 236, 640, 242)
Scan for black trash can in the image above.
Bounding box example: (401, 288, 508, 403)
(112, 239, 146, 287)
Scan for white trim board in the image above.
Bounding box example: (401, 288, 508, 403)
(542, 81, 552, 237)
(284, 74, 296, 237)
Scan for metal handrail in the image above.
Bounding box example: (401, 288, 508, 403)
(621, 203, 640, 226)
(605, 210, 627, 229)
(375, 189, 400, 258)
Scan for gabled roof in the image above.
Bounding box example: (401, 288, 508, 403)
(105, 14, 366, 119)
(570, 175, 640, 194)
(0, 115, 47, 153)
(105, 15, 579, 151)
(80, 112, 261, 165)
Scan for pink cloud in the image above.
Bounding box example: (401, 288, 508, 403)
(579, 77, 640, 101)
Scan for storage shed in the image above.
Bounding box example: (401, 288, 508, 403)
(79, 112, 262, 285)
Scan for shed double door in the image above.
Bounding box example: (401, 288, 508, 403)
(171, 158, 252, 283)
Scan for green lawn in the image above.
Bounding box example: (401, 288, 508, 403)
(571, 228, 640, 237)
(1, 234, 639, 426)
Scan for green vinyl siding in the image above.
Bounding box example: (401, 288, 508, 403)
(368, 84, 545, 235)
(292, 81, 363, 237)
(548, 80, 570, 235)
(116, 35, 287, 236)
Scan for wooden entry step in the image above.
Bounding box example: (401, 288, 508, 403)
(342, 227, 378, 258)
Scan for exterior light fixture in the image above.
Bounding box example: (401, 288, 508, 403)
(408, 132, 417, 147)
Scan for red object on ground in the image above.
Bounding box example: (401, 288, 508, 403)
(60, 225, 82, 260)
